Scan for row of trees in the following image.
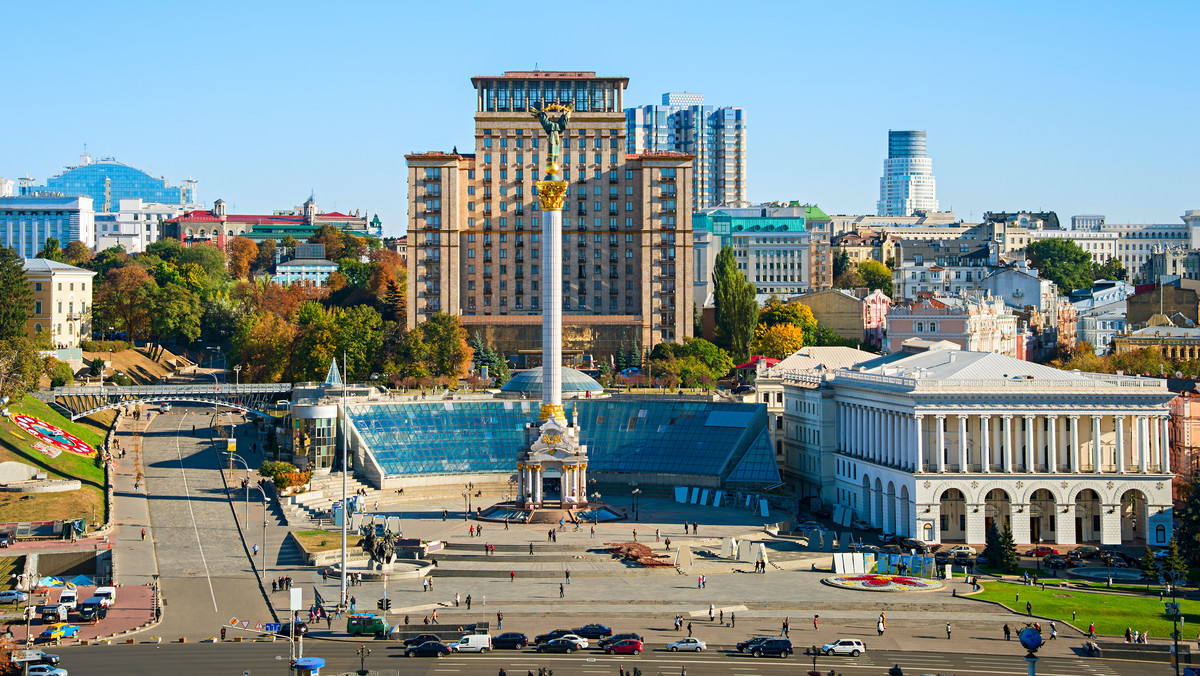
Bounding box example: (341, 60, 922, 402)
(0, 247, 53, 400)
(832, 249, 893, 294)
(1025, 238, 1126, 291)
(1052, 343, 1200, 378)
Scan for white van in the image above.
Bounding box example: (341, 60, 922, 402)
(57, 589, 77, 611)
(94, 586, 116, 607)
(452, 634, 492, 653)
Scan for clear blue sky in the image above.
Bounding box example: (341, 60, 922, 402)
(3, 1, 1196, 237)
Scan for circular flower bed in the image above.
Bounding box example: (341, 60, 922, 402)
(12, 414, 96, 457)
(823, 574, 943, 592)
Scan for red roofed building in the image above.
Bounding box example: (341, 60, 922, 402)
(163, 196, 379, 248)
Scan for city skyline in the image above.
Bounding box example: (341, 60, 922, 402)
(1, 1, 1196, 238)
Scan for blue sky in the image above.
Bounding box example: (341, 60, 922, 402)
(3, 1, 1196, 237)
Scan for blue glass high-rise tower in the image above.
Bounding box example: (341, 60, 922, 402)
(19, 152, 196, 213)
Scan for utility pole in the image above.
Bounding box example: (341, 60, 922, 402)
(340, 350, 349, 609)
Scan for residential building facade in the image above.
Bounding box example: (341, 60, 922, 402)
(23, 258, 95, 348)
(693, 204, 814, 301)
(406, 71, 694, 359)
(94, 198, 198, 254)
(779, 344, 1175, 546)
(877, 130, 938, 217)
(892, 239, 997, 300)
(797, 288, 891, 350)
(163, 197, 376, 249)
(887, 295, 1018, 357)
(625, 92, 746, 209)
(0, 195, 95, 258)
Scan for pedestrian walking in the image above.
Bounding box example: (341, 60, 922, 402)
(422, 578, 429, 592)
(470, 525, 475, 537)
(455, 592, 460, 607)
(530, 543, 535, 555)
(559, 583, 565, 598)
(590, 526, 595, 538)
(322, 569, 328, 582)
(877, 615, 885, 636)
(731, 612, 736, 627)
(1089, 622, 1095, 639)
(429, 578, 434, 591)
(782, 617, 789, 637)
(1049, 622, 1057, 640)
(813, 614, 819, 630)
(497, 611, 503, 629)
(1003, 624, 1011, 641)
(656, 529, 660, 542)
(432, 610, 439, 624)
(946, 622, 952, 639)
(697, 576, 703, 589)
(633, 528, 638, 542)
(1026, 601, 1032, 617)
(511, 570, 516, 582)
(709, 604, 714, 621)
(687, 622, 693, 637)
(565, 570, 571, 584)
(505, 517, 509, 530)
(466, 594, 472, 610)
(719, 609, 724, 624)
(253, 544, 259, 556)
(141, 528, 146, 541)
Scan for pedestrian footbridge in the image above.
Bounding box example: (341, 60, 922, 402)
(45, 383, 293, 420)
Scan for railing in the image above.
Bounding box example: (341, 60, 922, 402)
(54, 383, 292, 395)
(779, 368, 1169, 391)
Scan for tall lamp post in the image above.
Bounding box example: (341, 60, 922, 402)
(250, 484, 271, 580)
(1163, 568, 1187, 676)
(233, 364, 241, 387)
(631, 487, 641, 521)
(224, 451, 253, 524)
(356, 644, 371, 676)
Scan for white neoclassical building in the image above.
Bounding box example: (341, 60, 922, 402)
(780, 344, 1175, 547)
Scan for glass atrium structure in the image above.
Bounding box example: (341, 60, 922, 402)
(23, 159, 195, 212)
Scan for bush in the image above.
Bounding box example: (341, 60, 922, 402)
(80, 340, 132, 352)
(49, 360, 74, 388)
(258, 461, 311, 490)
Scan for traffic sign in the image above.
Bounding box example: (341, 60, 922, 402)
(228, 617, 239, 626)
(264, 623, 282, 633)
(240, 620, 250, 629)
(1166, 602, 1181, 615)
(254, 621, 264, 631)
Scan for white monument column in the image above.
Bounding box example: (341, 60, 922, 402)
(1024, 415, 1035, 472)
(914, 414, 924, 472)
(1138, 416, 1149, 473)
(1116, 416, 1126, 472)
(1047, 415, 1058, 474)
(936, 415, 946, 473)
(518, 465, 525, 502)
(981, 415, 991, 473)
(957, 415, 968, 472)
(1162, 417, 1172, 473)
(1003, 414, 1014, 473)
(1069, 415, 1080, 473)
(1091, 415, 1103, 473)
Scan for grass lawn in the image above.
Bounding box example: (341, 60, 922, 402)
(0, 395, 107, 524)
(974, 580, 1193, 637)
(0, 557, 22, 591)
(291, 530, 363, 554)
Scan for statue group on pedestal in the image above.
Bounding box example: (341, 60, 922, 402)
(360, 524, 397, 565)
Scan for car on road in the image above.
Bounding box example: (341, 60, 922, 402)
(159, 403, 171, 413)
(1025, 546, 1059, 557)
(493, 632, 529, 649)
(0, 531, 14, 547)
(17, 651, 61, 666)
(449, 635, 492, 653)
(346, 614, 389, 637)
(952, 552, 974, 567)
(851, 519, 872, 531)
(732, 384, 756, 395)
(402, 633, 443, 647)
(1154, 549, 1172, 560)
(537, 638, 580, 653)
(37, 624, 80, 643)
(1044, 555, 1070, 569)
(533, 629, 574, 644)
(945, 545, 976, 556)
(404, 641, 452, 657)
(796, 521, 825, 532)
(25, 666, 67, 676)
(572, 624, 613, 639)
(557, 634, 589, 649)
(277, 621, 308, 637)
(934, 550, 952, 563)
(0, 590, 28, 604)
(599, 632, 643, 648)
(822, 638, 866, 657)
(604, 638, 644, 655)
(736, 636, 773, 653)
(666, 637, 706, 652)
(749, 638, 793, 658)
(1073, 545, 1099, 559)
(878, 533, 900, 545)
(880, 544, 903, 555)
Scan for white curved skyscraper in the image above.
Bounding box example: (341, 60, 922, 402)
(877, 130, 938, 217)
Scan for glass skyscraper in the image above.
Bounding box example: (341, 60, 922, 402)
(20, 152, 196, 213)
(877, 130, 939, 217)
(625, 92, 747, 209)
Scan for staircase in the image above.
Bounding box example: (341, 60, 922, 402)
(426, 541, 676, 579)
(284, 472, 388, 525)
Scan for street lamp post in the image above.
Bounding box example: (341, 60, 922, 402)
(233, 364, 241, 387)
(249, 484, 271, 581)
(224, 451, 253, 525)
(356, 644, 371, 676)
(462, 491, 469, 520)
(631, 488, 641, 521)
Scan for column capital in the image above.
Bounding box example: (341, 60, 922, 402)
(1091, 414, 1103, 421)
(1068, 414, 1080, 421)
(956, 414, 968, 421)
(1002, 414, 1014, 421)
(980, 414, 992, 421)
(1046, 414, 1059, 421)
(1023, 414, 1034, 420)
(935, 413, 947, 421)
(915, 413, 925, 421)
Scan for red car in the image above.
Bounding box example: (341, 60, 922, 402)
(604, 639, 643, 655)
(1025, 546, 1058, 557)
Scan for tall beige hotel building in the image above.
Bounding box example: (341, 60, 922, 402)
(406, 71, 694, 361)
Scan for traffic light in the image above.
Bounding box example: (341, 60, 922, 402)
(377, 598, 385, 610)
(384, 598, 392, 610)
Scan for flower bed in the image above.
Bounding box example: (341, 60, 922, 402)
(12, 414, 96, 457)
(823, 574, 943, 592)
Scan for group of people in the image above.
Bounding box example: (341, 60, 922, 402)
(1126, 627, 1152, 644)
(685, 522, 699, 535)
(468, 524, 485, 537)
(752, 560, 767, 573)
(272, 576, 294, 592)
(545, 529, 558, 542)
(482, 543, 496, 556)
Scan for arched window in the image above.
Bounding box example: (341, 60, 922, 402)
(1156, 524, 1167, 545)
(923, 523, 934, 541)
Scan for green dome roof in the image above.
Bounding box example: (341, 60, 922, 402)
(501, 367, 603, 393)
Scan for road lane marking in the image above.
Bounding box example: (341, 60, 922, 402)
(174, 413, 218, 612)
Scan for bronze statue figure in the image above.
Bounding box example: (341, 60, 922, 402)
(532, 104, 572, 176)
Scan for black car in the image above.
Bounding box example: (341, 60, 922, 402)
(750, 638, 793, 658)
(900, 538, 929, 554)
(737, 636, 773, 653)
(0, 531, 14, 548)
(278, 621, 309, 637)
(934, 550, 952, 563)
(494, 632, 529, 649)
(534, 629, 574, 644)
(1045, 555, 1069, 569)
(28, 652, 59, 666)
(952, 552, 974, 567)
(405, 641, 452, 657)
(573, 624, 614, 639)
(732, 384, 756, 394)
(537, 639, 579, 654)
(403, 633, 443, 647)
(599, 632, 644, 648)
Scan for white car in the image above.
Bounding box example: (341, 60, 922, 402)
(159, 403, 172, 413)
(945, 545, 976, 556)
(667, 638, 706, 652)
(27, 666, 68, 676)
(851, 519, 872, 531)
(558, 634, 589, 649)
(822, 638, 866, 657)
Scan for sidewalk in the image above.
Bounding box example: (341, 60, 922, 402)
(110, 413, 159, 587)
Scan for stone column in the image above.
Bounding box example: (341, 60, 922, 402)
(936, 415, 946, 473)
(914, 414, 924, 473)
(535, 175, 567, 423)
(957, 415, 968, 472)
(981, 415, 992, 473)
(1116, 416, 1126, 472)
(1162, 416, 1172, 473)
(1091, 415, 1103, 473)
(1069, 415, 1080, 473)
(1138, 416, 1149, 473)
(1024, 415, 1035, 472)
(1047, 415, 1058, 474)
(1003, 415, 1014, 473)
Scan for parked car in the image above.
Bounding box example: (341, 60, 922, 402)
(25, 666, 67, 676)
(952, 553, 975, 567)
(946, 545, 976, 556)
(572, 624, 613, 639)
(1154, 549, 1172, 560)
(403, 634, 443, 647)
(823, 638, 867, 657)
(732, 384, 756, 395)
(39, 605, 68, 624)
(537, 638, 580, 654)
(557, 634, 589, 649)
(604, 639, 644, 655)
(159, 403, 171, 413)
(533, 629, 574, 644)
(736, 636, 773, 653)
(347, 614, 389, 637)
(56, 590, 77, 612)
(277, 621, 308, 637)
(0, 590, 28, 604)
(0, 531, 14, 547)
(493, 632, 529, 649)
(1044, 555, 1070, 569)
(449, 634, 492, 653)
(796, 522, 825, 532)
(1025, 546, 1059, 557)
(878, 533, 901, 545)
(37, 624, 80, 643)
(851, 519, 872, 531)
(404, 641, 452, 657)
(19, 651, 60, 666)
(599, 633, 643, 648)
(934, 551, 952, 563)
(749, 638, 793, 658)
(1072, 545, 1099, 559)
(881, 544, 903, 555)
(900, 538, 929, 554)
(666, 637, 706, 652)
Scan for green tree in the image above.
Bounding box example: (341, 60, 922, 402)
(336, 305, 383, 380)
(177, 242, 227, 279)
(145, 238, 184, 265)
(983, 521, 1019, 574)
(1177, 476, 1200, 566)
(1139, 545, 1159, 588)
(0, 247, 33, 341)
(62, 240, 93, 267)
(280, 235, 298, 259)
(1161, 537, 1188, 583)
(0, 337, 49, 400)
(150, 283, 202, 347)
(36, 237, 63, 262)
(1026, 238, 1093, 292)
(750, 324, 806, 359)
(49, 359, 74, 387)
(469, 331, 509, 384)
(833, 248, 851, 280)
(1093, 257, 1127, 282)
(419, 313, 473, 379)
(337, 258, 371, 288)
(857, 260, 893, 294)
(310, 225, 345, 261)
(712, 246, 757, 360)
(759, 298, 816, 333)
(94, 265, 157, 339)
(84, 246, 129, 278)
(231, 312, 294, 383)
(254, 239, 278, 273)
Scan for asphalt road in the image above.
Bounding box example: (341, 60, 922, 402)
(50, 640, 1142, 676)
(142, 404, 274, 637)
